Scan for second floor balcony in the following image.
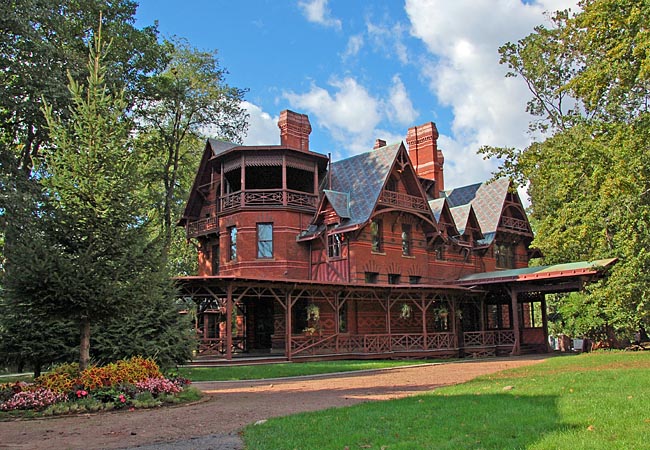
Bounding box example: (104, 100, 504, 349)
(186, 188, 318, 238)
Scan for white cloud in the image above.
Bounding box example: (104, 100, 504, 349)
(343, 34, 364, 60)
(366, 19, 410, 64)
(298, 0, 342, 30)
(284, 78, 382, 155)
(405, 0, 579, 189)
(387, 75, 418, 126)
(284, 75, 421, 157)
(241, 101, 279, 145)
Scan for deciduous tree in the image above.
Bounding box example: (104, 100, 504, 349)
(480, 0, 650, 341)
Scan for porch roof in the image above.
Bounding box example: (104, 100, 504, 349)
(174, 275, 473, 294)
(456, 258, 618, 287)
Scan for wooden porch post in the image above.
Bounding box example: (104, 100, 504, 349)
(226, 284, 233, 360)
(286, 291, 292, 361)
(421, 294, 427, 342)
(334, 292, 340, 353)
(508, 287, 521, 356)
(386, 294, 392, 353)
(541, 295, 550, 352)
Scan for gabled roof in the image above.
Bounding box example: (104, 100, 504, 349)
(449, 204, 472, 235)
(443, 177, 511, 241)
(328, 142, 402, 229)
(428, 198, 446, 223)
(207, 138, 239, 156)
(323, 190, 351, 219)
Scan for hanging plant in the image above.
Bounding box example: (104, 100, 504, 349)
(306, 303, 320, 322)
(400, 303, 412, 319)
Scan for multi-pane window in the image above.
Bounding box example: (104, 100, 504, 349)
(228, 226, 237, 261)
(401, 224, 412, 256)
(365, 272, 379, 284)
(409, 275, 421, 285)
(388, 273, 401, 285)
(496, 243, 515, 268)
(257, 223, 273, 258)
(370, 219, 382, 252)
(328, 232, 342, 258)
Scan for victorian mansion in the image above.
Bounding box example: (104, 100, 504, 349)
(177, 110, 614, 361)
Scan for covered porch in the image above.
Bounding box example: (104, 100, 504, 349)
(176, 277, 549, 363)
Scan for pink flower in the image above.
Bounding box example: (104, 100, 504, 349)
(76, 389, 88, 398)
(119, 394, 126, 403)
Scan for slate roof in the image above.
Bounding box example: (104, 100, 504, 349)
(449, 204, 472, 235)
(207, 138, 238, 156)
(323, 190, 351, 219)
(428, 198, 446, 223)
(328, 142, 401, 229)
(443, 177, 511, 242)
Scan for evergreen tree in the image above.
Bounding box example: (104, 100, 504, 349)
(32, 24, 176, 370)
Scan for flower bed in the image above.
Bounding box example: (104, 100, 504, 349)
(0, 357, 196, 416)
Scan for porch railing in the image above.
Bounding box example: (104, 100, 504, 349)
(463, 330, 515, 348)
(290, 332, 456, 357)
(197, 337, 246, 356)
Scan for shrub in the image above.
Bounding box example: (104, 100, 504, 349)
(132, 391, 161, 408)
(0, 382, 27, 402)
(90, 387, 130, 408)
(77, 356, 162, 390)
(34, 372, 75, 394)
(0, 388, 66, 411)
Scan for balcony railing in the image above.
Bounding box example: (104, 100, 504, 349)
(378, 190, 428, 212)
(186, 189, 318, 237)
(222, 189, 318, 212)
(499, 216, 529, 233)
(187, 216, 218, 238)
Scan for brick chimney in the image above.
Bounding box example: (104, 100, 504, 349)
(278, 110, 312, 151)
(373, 139, 386, 149)
(406, 121, 444, 194)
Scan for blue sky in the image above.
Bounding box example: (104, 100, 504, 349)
(135, 0, 578, 191)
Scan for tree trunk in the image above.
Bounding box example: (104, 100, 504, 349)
(33, 361, 42, 379)
(79, 316, 91, 371)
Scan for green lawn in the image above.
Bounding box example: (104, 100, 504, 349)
(177, 359, 438, 381)
(243, 352, 650, 449)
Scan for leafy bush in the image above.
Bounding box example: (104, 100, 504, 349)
(91, 387, 130, 408)
(77, 356, 162, 390)
(132, 391, 161, 408)
(0, 382, 27, 402)
(35, 371, 75, 394)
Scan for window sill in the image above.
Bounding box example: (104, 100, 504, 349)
(371, 251, 386, 256)
(401, 255, 416, 259)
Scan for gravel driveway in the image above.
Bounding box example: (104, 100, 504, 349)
(0, 355, 547, 449)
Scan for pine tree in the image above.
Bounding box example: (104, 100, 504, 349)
(34, 22, 177, 370)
